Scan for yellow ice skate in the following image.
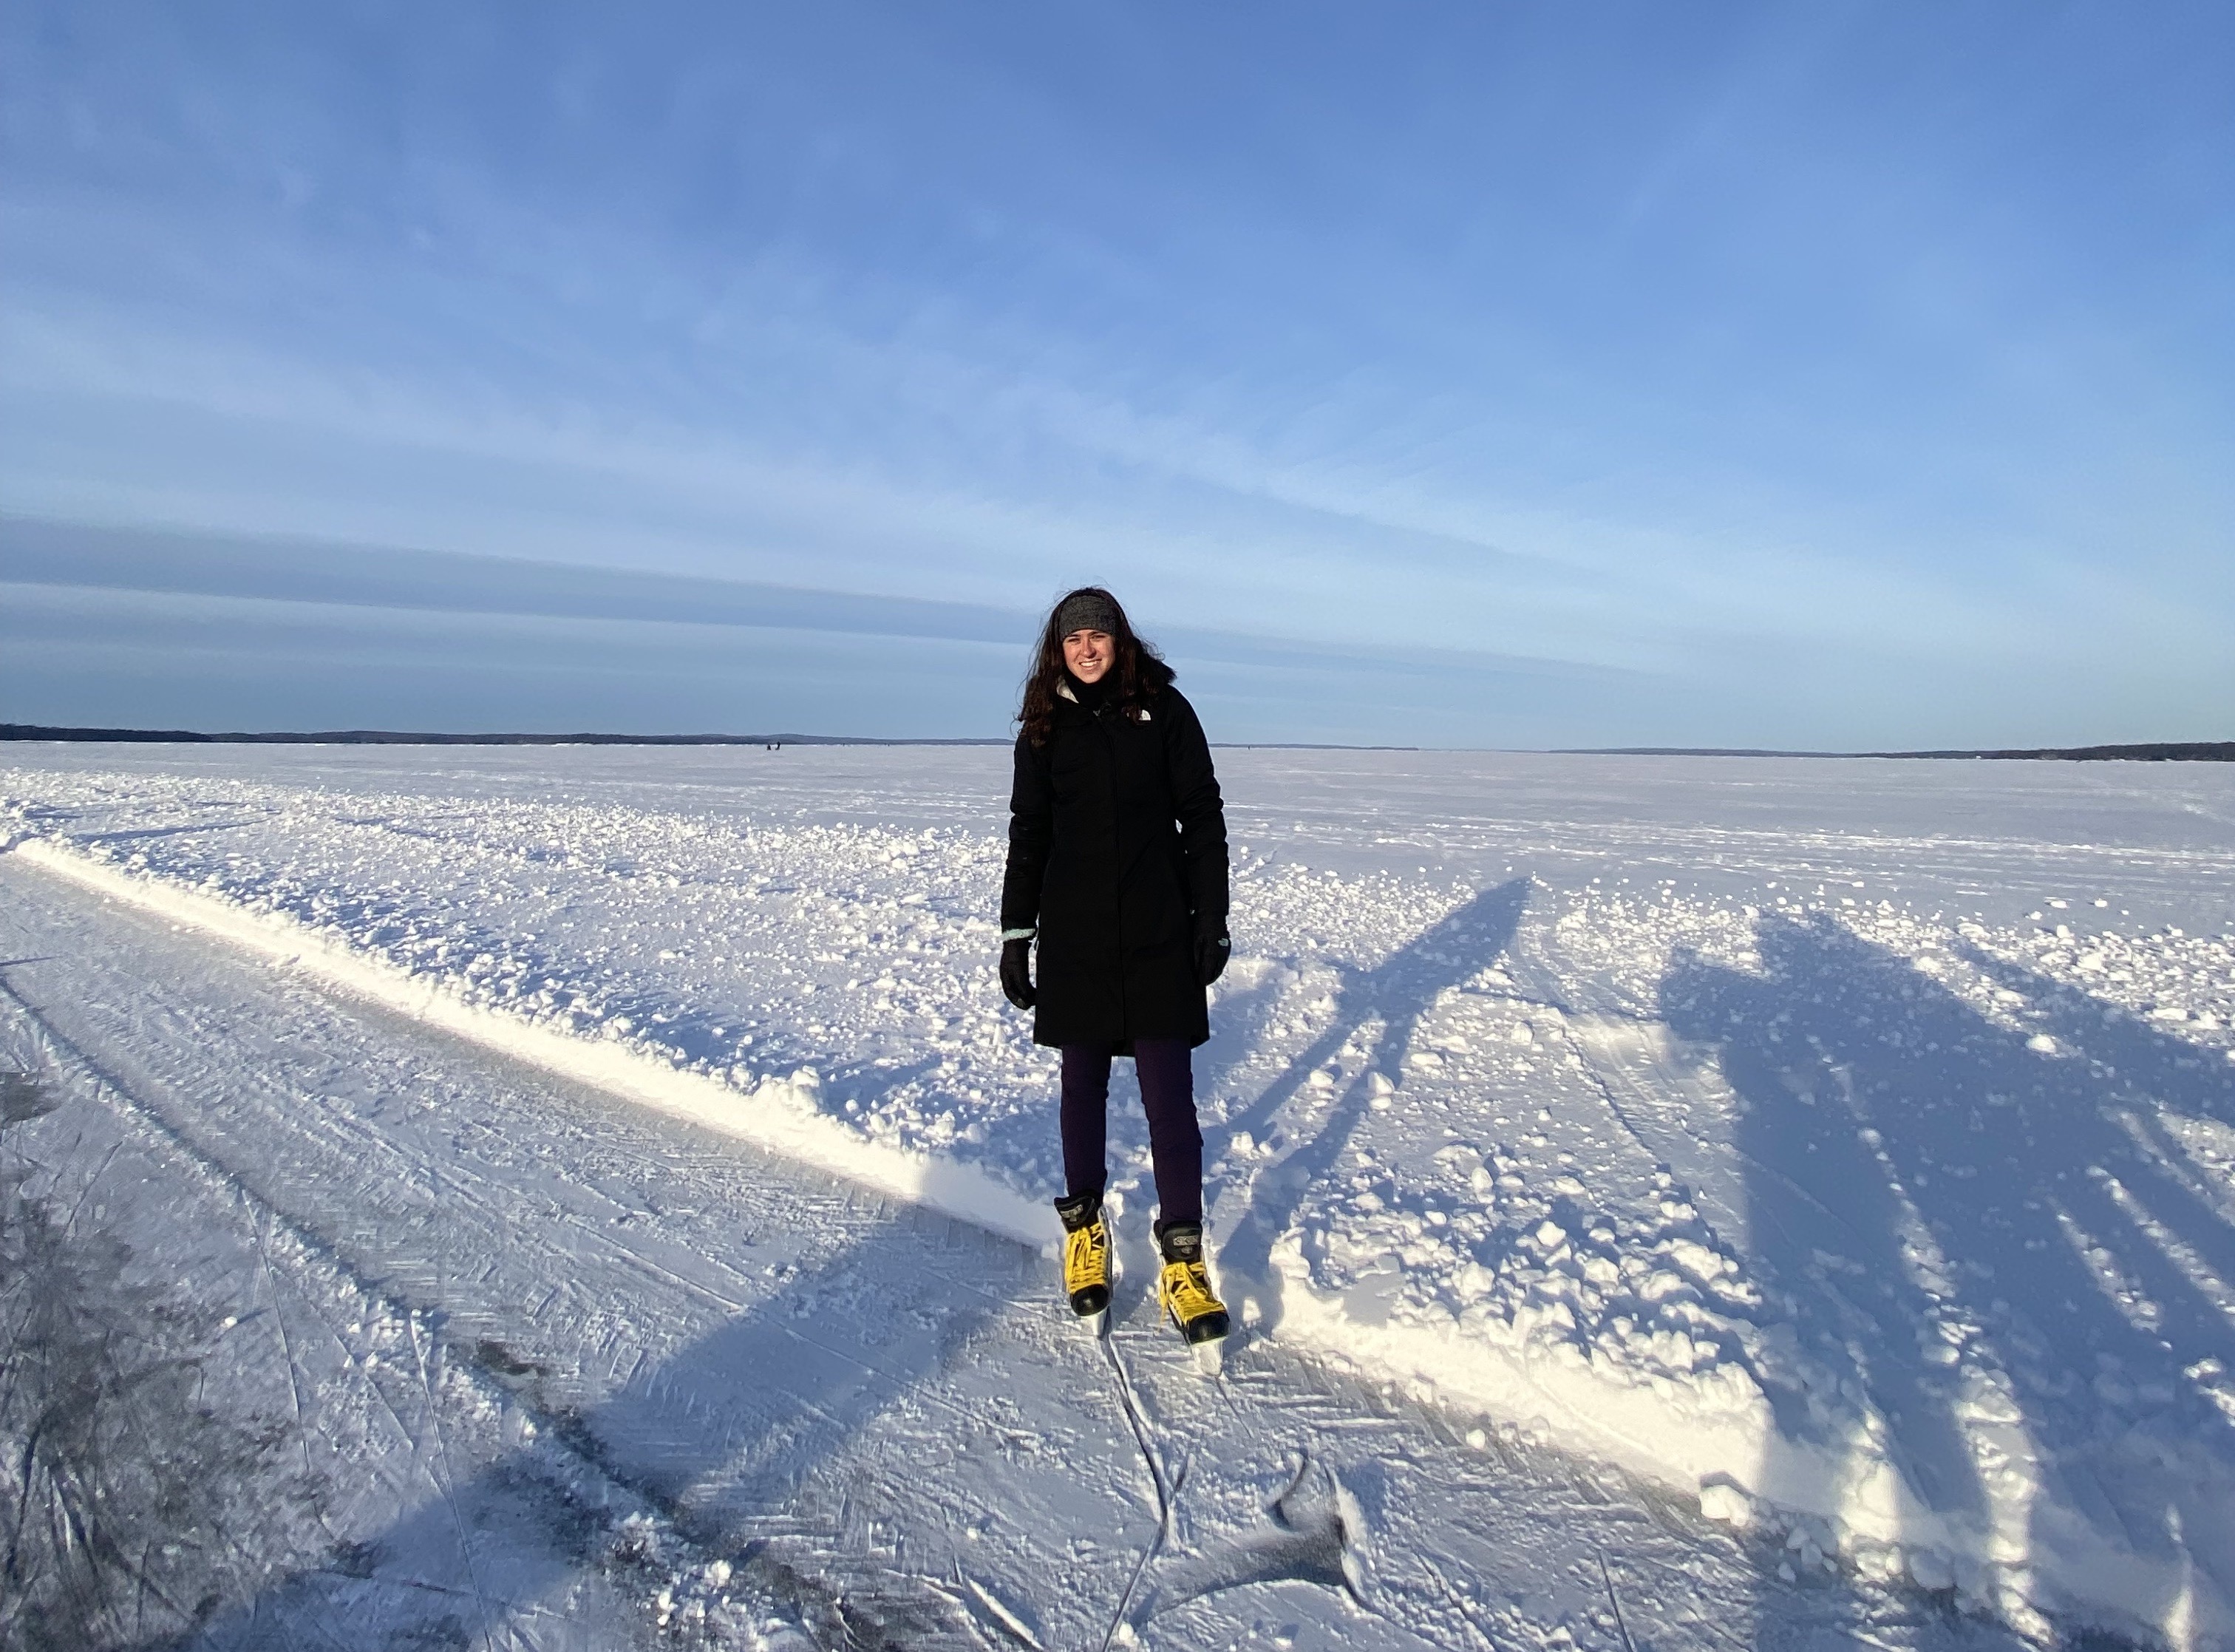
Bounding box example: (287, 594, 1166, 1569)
(1053, 1190, 1112, 1325)
(1154, 1220, 1230, 1367)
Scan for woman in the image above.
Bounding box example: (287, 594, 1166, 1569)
(999, 587, 1232, 1350)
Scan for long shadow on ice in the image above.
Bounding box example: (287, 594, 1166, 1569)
(1661, 914, 2235, 1628)
(1962, 949, 2235, 1306)
(167, 1214, 1025, 1651)
(1213, 879, 1530, 1329)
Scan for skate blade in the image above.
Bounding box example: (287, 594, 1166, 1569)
(1191, 1336, 1225, 1376)
(1086, 1305, 1110, 1339)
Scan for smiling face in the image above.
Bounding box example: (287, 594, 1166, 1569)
(1062, 628, 1114, 684)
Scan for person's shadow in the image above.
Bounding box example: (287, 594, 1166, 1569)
(1662, 912, 2235, 1624)
(1211, 879, 1531, 1330)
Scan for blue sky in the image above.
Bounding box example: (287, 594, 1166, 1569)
(3, 1, 2229, 746)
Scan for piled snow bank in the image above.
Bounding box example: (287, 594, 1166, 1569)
(11, 837, 1056, 1248)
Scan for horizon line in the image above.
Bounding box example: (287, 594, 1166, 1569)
(4, 725, 2229, 763)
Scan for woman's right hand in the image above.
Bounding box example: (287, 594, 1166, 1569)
(999, 938, 1036, 1010)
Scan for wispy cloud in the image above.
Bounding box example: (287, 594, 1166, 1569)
(1, 517, 1655, 744)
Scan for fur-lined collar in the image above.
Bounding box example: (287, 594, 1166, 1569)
(1055, 678, 1150, 719)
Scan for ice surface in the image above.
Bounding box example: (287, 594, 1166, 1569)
(4, 744, 2232, 1648)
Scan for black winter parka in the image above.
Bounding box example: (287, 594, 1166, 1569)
(1001, 681, 1229, 1049)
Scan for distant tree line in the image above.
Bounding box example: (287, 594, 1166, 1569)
(3, 725, 2226, 759)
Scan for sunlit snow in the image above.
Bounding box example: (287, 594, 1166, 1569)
(3, 745, 2230, 1650)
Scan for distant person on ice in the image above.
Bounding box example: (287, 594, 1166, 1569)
(998, 587, 1232, 1354)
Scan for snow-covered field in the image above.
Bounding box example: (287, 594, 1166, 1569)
(3, 744, 2231, 1651)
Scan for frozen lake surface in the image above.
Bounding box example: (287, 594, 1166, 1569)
(3, 744, 2231, 1650)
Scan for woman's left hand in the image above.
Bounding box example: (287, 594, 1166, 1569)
(1194, 920, 1231, 985)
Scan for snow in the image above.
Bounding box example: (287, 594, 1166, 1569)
(4, 742, 2233, 1649)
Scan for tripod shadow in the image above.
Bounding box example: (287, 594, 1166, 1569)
(1662, 912, 2235, 1626)
(1213, 879, 1531, 1330)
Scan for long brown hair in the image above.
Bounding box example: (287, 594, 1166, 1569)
(1017, 586, 1174, 747)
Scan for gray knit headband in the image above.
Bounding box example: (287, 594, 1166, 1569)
(1055, 591, 1121, 637)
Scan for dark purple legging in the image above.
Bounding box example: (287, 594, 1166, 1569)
(1061, 1039, 1202, 1225)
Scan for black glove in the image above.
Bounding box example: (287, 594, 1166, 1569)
(1000, 937, 1036, 1010)
(1194, 918, 1231, 985)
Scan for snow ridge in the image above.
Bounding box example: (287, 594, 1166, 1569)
(12, 837, 1058, 1249)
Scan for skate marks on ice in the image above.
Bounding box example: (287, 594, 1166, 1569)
(0, 1061, 60, 1124)
(0, 1029, 324, 1650)
(0, 970, 678, 1648)
(183, 1220, 1042, 1651)
(1119, 1452, 1367, 1634)
(1086, 1317, 2041, 1652)
(1092, 1322, 1368, 1643)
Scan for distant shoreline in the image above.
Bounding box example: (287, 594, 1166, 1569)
(1, 725, 2225, 761)
(1557, 743, 2234, 762)
(0, 724, 1007, 748)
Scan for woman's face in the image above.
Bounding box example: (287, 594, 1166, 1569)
(1063, 628, 1114, 683)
